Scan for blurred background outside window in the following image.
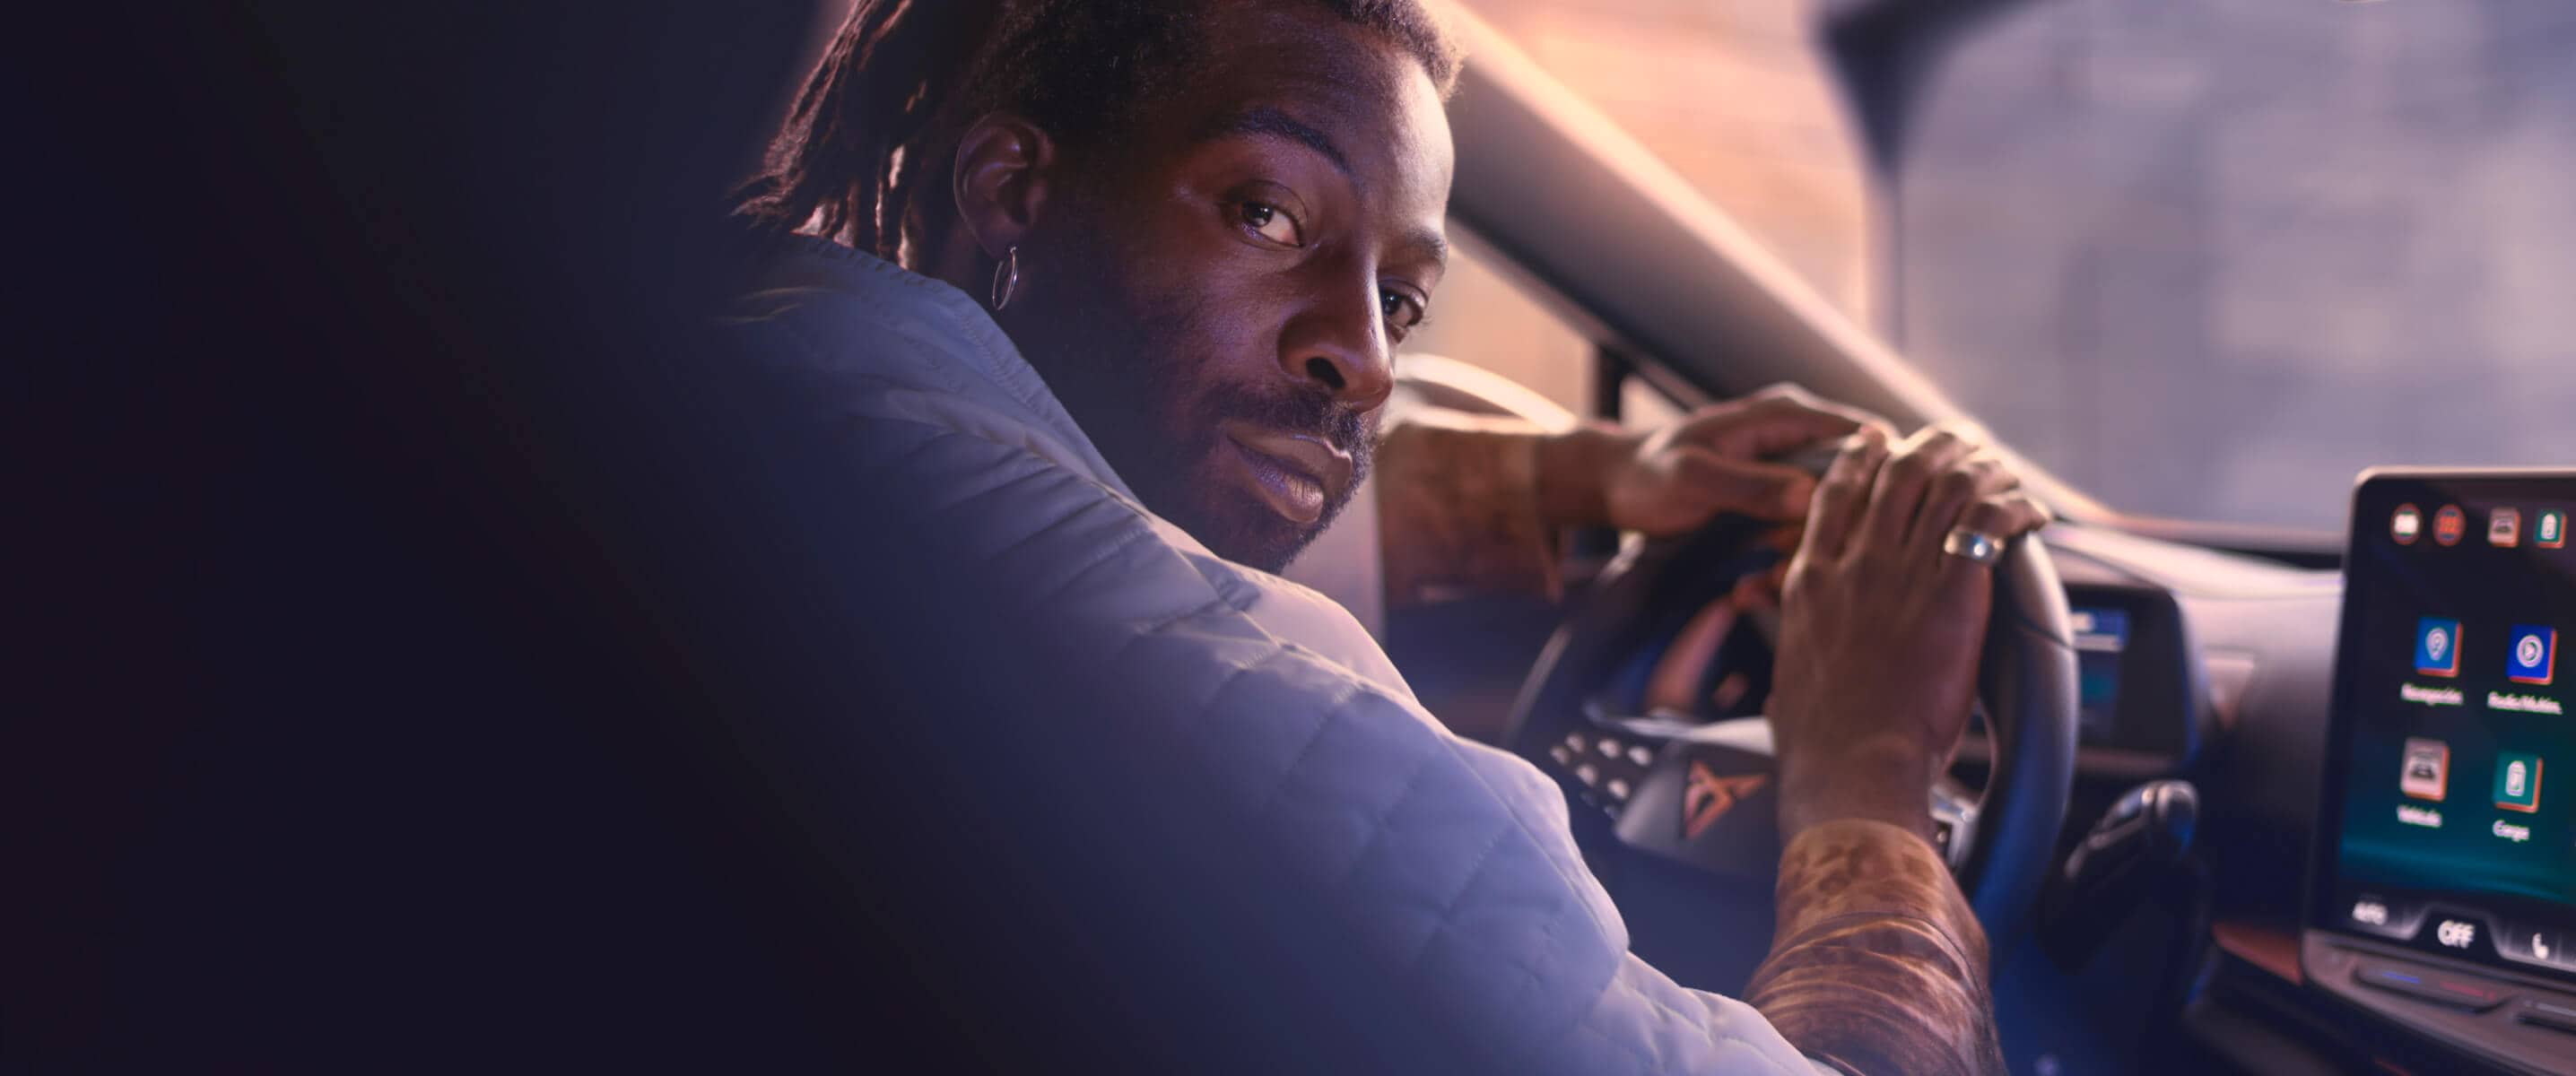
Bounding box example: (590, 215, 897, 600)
(1414, 0, 2576, 533)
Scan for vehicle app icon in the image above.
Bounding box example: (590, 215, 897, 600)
(2489, 508, 2521, 547)
(2401, 738, 2449, 802)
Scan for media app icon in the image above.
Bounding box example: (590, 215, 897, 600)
(2400, 738, 2449, 801)
(2539, 510, 2568, 549)
(2433, 505, 2467, 546)
(2391, 504, 2422, 544)
(2506, 625, 2555, 685)
(2415, 617, 2462, 678)
(2490, 508, 2522, 547)
(2493, 751, 2542, 813)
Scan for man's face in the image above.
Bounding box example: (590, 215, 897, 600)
(1005, 4, 1454, 573)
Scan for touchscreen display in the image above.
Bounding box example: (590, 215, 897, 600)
(2315, 472, 2576, 983)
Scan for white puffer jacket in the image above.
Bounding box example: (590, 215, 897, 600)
(717, 237, 1829, 1074)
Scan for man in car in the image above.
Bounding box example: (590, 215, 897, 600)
(718, 1, 2046, 1072)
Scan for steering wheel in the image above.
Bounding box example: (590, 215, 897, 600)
(1502, 462, 2078, 945)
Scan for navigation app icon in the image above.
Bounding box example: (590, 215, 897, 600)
(2540, 509, 2568, 549)
(2415, 617, 2462, 678)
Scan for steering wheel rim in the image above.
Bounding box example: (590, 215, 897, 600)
(1502, 514, 2078, 943)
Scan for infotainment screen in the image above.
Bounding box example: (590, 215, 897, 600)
(2311, 470, 2576, 985)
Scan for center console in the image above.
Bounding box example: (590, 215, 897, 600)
(2306, 469, 2576, 1073)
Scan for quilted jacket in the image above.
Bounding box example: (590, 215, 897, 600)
(709, 236, 1995, 1075)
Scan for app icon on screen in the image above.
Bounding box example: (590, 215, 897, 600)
(2507, 625, 2556, 685)
(2401, 739, 2449, 801)
(2415, 617, 2462, 678)
(2493, 751, 2542, 813)
(2490, 508, 2522, 547)
(2391, 504, 2422, 545)
(2434, 506, 2467, 546)
(2539, 510, 2567, 549)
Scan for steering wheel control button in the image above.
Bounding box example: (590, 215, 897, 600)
(1597, 737, 1623, 758)
(1573, 763, 1599, 787)
(1626, 745, 1653, 768)
(2352, 963, 2511, 1012)
(1605, 777, 1631, 801)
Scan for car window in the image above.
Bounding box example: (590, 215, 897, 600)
(1403, 237, 1694, 430)
(1403, 235, 1597, 417)
(1898, 0, 2576, 531)
(1462, 0, 2576, 531)
(1464, 0, 1876, 325)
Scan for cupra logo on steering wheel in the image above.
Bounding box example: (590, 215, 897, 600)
(1683, 759, 1769, 840)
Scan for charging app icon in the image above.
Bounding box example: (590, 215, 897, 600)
(2494, 752, 2542, 813)
(2507, 626, 2555, 685)
(2415, 617, 2462, 678)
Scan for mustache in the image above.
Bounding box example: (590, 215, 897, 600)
(1214, 384, 1378, 495)
(1218, 385, 1374, 461)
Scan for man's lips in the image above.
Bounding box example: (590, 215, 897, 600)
(1220, 421, 1354, 526)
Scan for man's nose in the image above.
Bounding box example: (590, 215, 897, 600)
(1277, 282, 1396, 414)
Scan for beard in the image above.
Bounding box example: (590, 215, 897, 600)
(1005, 250, 1375, 575)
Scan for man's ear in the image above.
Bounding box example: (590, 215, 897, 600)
(951, 114, 1056, 259)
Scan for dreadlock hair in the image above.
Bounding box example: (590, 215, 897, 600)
(735, 0, 1462, 265)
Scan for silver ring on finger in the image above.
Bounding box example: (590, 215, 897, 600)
(1941, 526, 2005, 568)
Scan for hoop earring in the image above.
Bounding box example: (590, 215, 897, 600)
(989, 246, 1021, 310)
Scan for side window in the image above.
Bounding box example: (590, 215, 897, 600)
(1403, 230, 1693, 431)
(1401, 235, 1596, 417)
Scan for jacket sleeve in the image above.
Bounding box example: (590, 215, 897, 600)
(1372, 412, 1563, 607)
(865, 417, 1838, 1074)
(1745, 820, 2008, 1076)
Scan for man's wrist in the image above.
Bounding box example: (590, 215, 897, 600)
(1532, 422, 1640, 528)
(1776, 739, 1938, 847)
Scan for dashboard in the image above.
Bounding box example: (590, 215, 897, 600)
(1412, 458, 2575, 1073)
(2023, 473, 2576, 1075)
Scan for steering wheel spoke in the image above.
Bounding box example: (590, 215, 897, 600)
(1505, 491, 2076, 941)
(1546, 708, 1981, 873)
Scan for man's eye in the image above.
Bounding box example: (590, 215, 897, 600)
(1380, 289, 1426, 337)
(1239, 201, 1302, 247)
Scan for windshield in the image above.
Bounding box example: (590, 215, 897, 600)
(1470, 0, 2576, 532)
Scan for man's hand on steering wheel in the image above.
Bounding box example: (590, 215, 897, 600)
(1537, 384, 1888, 536)
(1767, 425, 2051, 847)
